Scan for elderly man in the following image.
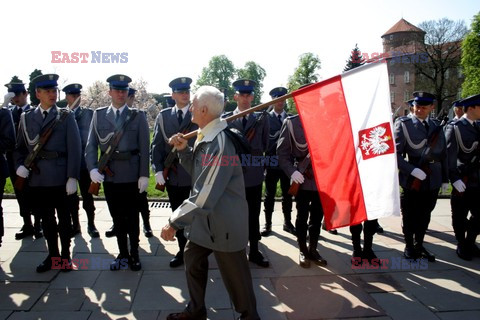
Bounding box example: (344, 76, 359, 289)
(161, 86, 260, 320)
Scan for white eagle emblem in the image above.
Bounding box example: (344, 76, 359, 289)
(360, 126, 391, 156)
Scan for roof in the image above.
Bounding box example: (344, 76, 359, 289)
(382, 18, 425, 37)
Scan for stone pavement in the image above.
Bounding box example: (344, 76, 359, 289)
(0, 198, 479, 320)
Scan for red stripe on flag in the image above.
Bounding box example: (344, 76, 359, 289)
(293, 76, 367, 229)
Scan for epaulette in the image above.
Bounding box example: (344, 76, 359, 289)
(96, 106, 108, 112)
(398, 116, 412, 122)
(222, 111, 233, 118)
(286, 114, 299, 120)
(160, 107, 173, 114)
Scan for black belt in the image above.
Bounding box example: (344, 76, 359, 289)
(101, 150, 139, 160)
(37, 151, 66, 159)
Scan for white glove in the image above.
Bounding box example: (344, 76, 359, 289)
(89, 169, 105, 184)
(452, 179, 466, 193)
(411, 168, 427, 181)
(138, 176, 149, 193)
(155, 171, 165, 186)
(441, 183, 449, 194)
(2, 92, 15, 108)
(66, 178, 78, 195)
(291, 170, 305, 184)
(16, 165, 29, 178)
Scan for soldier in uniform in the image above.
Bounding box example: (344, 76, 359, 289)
(452, 100, 465, 121)
(394, 91, 449, 261)
(4, 82, 42, 240)
(277, 114, 327, 268)
(151, 77, 197, 268)
(14, 74, 81, 272)
(105, 88, 153, 238)
(224, 79, 270, 267)
(62, 83, 99, 238)
(261, 86, 294, 237)
(0, 94, 16, 247)
(85, 74, 150, 271)
(445, 94, 480, 260)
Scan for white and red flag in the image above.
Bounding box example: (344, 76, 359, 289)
(292, 62, 400, 230)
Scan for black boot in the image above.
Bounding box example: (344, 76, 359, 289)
(404, 234, 418, 259)
(86, 211, 99, 238)
(415, 233, 435, 262)
(71, 210, 81, 238)
(298, 242, 310, 268)
(130, 248, 142, 271)
(248, 241, 269, 268)
(142, 218, 153, 238)
(15, 216, 34, 240)
(105, 225, 116, 238)
(308, 234, 327, 266)
(362, 235, 377, 263)
(33, 218, 43, 239)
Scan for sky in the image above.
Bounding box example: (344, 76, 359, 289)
(0, 0, 477, 103)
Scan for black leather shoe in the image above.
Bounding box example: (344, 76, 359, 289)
(308, 249, 328, 266)
(143, 225, 153, 238)
(15, 224, 34, 240)
(416, 245, 435, 262)
(249, 251, 270, 268)
(404, 246, 418, 260)
(36, 256, 54, 273)
(110, 255, 130, 271)
(456, 244, 472, 261)
(105, 226, 116, 238)
(60, 257, 73, 272)
(376, 224, 384, 234)
(299, 251, 311, 268)
(283, 223, 296, 236)
(34, 224, 43, 239)
(87, 224, 100, 238)
(260, 224, 272, 237)
(169, 252, 184, 268)
(130, 254, 142, 271)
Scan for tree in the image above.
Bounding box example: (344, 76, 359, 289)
(344, 44, 365, 72)
(196, 55, 236, 100)
(286, 53, 322, 112)
(412, 18, 467, 114)
(27, 69, 42, 106)
(461, 12, 480, 97)
(10, 75, 22, 83)
(237, 61, 266, 105)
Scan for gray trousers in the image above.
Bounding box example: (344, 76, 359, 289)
(184, 241, 260, 320)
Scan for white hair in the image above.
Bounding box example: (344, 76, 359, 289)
(193, 86, 224, 117)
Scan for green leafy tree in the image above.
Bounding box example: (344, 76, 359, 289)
(196, 55, 236, 101)
(237, 61, 266, 105)
(286, 53, 322, 112)
(461, 12, 480, 97)
(10, 76, 22, 83)
(412, 18, 467, 114)
(27, 69, 43, 106)
(344, 44, 365, 72)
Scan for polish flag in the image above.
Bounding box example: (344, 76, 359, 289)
(293, 62, 400, 230)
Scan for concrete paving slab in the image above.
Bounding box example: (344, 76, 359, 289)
(371, 291, 438, 320)
(31, 288, 86, 311)
(436, 310, 480, 320)
(7, 311, 91, 320)
(0, 252, 59, 282)
(88, 309, 159, 320)
(0, 281, 48, 311)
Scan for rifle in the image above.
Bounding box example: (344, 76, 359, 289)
(155, 93, 293, 190)
(88, 110, 138, 196)
(409, 115, 449, 191)
(288, 154, 311, 197)
(14, 109, 70, 191)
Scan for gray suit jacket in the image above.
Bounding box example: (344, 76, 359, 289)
(170, 118, 248, 252)
(14, 106, 81, 187)
(151, 106, 197, 187)
(85, 106, 150, 183)
(394, 115, 448, 190)
(0, 108, 15, 179)
(445, 117, 480, 188)
(224, 109, 269, 187)
(277, 115, 317, 191)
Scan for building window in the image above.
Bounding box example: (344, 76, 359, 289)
(404, 91, 410, 102)
(389, 73, 395, 84)
(390, 35, 394, 40)
(390, 92, 395, 103)
(404, 71, 410, 83)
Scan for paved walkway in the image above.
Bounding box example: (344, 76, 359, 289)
(0, 198, 479, 320)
